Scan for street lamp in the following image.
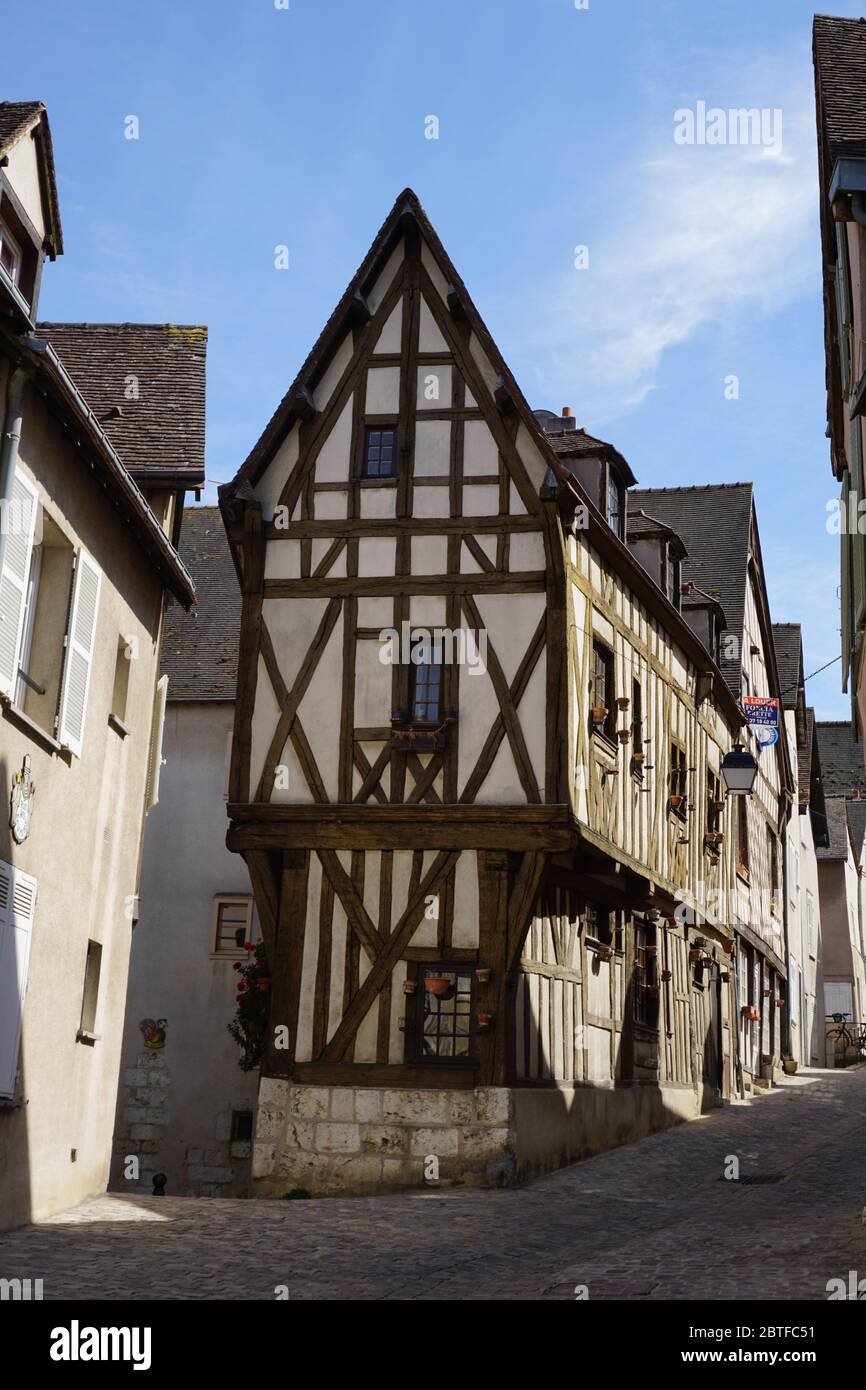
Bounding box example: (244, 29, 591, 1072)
(720, 742, 758, 795)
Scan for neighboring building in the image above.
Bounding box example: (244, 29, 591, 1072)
(815, 721, 866, 1050)
(772, 624, 828, 1068)
(0, 101, 204, 1229)
(813, 16, 866, 750)
(632, 485, 795, 1086)
(111, 508, 259, 1198)
(219, 189, 768, 1199)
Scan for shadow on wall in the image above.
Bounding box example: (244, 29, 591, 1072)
(0, 752, 34, 1232)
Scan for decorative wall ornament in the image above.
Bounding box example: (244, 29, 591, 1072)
(139, 1018, 167, 1050)
(10, 755, 35, 844)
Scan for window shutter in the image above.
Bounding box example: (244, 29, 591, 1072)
(0, 859, 37, 1099)
(145, 674, 169, 811)
(57, 548, 102, 757)
(0, 470, 38, 699)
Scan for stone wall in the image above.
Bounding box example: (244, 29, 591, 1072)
(252, 1080, 515, 1196)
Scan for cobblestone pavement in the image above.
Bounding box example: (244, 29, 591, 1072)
(2, 1067, 865, 1300)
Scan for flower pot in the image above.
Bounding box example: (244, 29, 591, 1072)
(713, 799, 726, 812)
(597, 944, 613, 962)
(775, 999, 784, 1008)
(708, 853, 720, 866)
(669, 794, 684, 809)
(424, 977, 452, 997)
(722, 939, 736, 955)
(693, 936, 708, 948)
(616, 696, 630, 710)
(689, 948, 703, 961)
(403, 980, 417, 995)
(591, 706, 608, 724)
(782, 1056, 799, 1075)
(631, 753, 645, 763)
(617, 729, 631, 744)
(477, 1012, 494, 1030)
(476, 968, 491, 984)
(660, 969, 673, 982)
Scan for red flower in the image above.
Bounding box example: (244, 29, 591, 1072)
(238, 981, 247, 993)
(232, 962, 242, 972)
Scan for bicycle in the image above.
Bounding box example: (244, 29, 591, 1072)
(827, 1013, 866, 1063)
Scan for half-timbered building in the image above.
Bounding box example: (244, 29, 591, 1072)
(220, 191, 764, 1195)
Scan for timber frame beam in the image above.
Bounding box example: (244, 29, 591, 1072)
(227, 803, 575, 852)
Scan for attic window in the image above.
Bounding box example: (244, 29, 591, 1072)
(362, 426, 397, 479)
(0, 217, 22, 287)
(607, 475, 623, 537)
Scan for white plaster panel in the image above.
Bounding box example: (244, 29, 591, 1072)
(412, 486, 450, 519)
(359, 486, 397, 520)
(311, 538, 347, 577)
(313, 334, 353, 412)
(368, 240, 403, 313)
(419, 297, 449, 351)
(509, 532, 545, 571)
(411, 535, 448, 575)
(295, 855, 322, 1061)
(254, 424, 299, 519)
(452, 851, 479, 947)
(315, 398, 352, 483)
(264, 538, 301, 580)
(262, 597, 329, 710)
(358, 536, 396, 576)
(420, 241, 449, 300)
(366, 366, 400, 414)
(410, 596, 447, 627)
(327, 898, 348, 1042)
(355, 642, 392, 725)
(5, 133, 45, 236)
(296, 612, 344, 798)
(463, 485, 499, 517)
(315, 490, 347, 521)
(374, 300, 403, 353)
(474, 592, 545, 685)
(414, 420, 451, 475)
(463, 421, 499, 476)
(250, 654, 280, 798)
(358, 597, 395, 627)
(417, 364, 451, 409)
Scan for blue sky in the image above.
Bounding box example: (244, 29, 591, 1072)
(2, 0, 854, 715)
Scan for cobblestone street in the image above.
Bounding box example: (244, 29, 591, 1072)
(2, 1067, 865, 1301)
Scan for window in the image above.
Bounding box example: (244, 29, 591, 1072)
(806, 891, 817, 958)
(664, 550, 680, 608)
(767, 827, 779, 913)
(416, 966, 474, 1059)
(631, 678, 643, 776)
(109, 635, 133, 734)
(0, 474, 103, 755)
(585, 901, 615, 948)
(0, 859, 37, 1098)
(633, 919, 659, 1028)
(145, 675, 168, 811)
(737, 796, 750, 876)
(707, 772, 722, 836)
(410, 638, 443, 723)
(0, 217, 22, 287)
(362, 425, 397, 479)
(230, 1110, 254, 1142)
(606, 474, 622, 537)
(77, 940, 103, 1042)
(590, 639, 615, 740)
(213, 896, 254, 957)
(669, 742, 687, 814)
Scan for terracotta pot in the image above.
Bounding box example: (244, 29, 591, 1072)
(424, 977, 452, 997)
(591, 706, 608, 723)
(669, 794, 684, 808)
(617, 729, 631, 743)
(402, 980, 417, 995)
(476, 968, 491, 984)
(477, 1012, 494, 1029)
(660, 969, 673, 982)
(597, 944, 613, 962)
(616, 696, 630, 710)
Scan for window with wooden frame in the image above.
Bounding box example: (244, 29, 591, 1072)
(212, 896, 254, 957)
(409, 638, 443, 724)
(585, 901, 615, 949)
(737, 796, 750, 877)
(706, 771, 722, 838)
(590, 639, 615, 741)
(606, 473, 623, 538)
(633, 919, 659, 1028)
(767, 826, 779, 914)
(361, 424, 398, 479)
(669, 741, 687, 816)
(630, 678, 643, 777)
(415, 966, 475, 1060)
(0, 216, 22, 287)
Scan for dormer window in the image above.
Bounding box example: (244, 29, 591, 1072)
(607, 475, 623, 538)
(664, 549, 680, 608)
(0, 217, 22, 287)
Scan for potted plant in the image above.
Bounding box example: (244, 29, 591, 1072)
(591, 705, 609, 725)
(782, 1056, 799, 1075)
(424, 976, 452, 997)
(597, 943, 614, 962)
(660, 969, 673, 982)
(403, 979, 417, 994)
(669, 794, 684, 809)
(476, 967, 491, 984)
(616, 696, 630, 710)
(708, 852, 720, 866)
(617, 728, 631, 744)
(477, 1012, 494, 1030)
(227, 940, 270, 1072)
(689, 947, 703, 961)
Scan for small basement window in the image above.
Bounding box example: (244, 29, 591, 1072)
(77, 940, 103, 1042)
(213, 896, 254, 957)
(362, 425, 397, 479)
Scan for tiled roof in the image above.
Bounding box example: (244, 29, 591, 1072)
(817, 796, 851, 861)
(0, 100, 63, 256)
(814, 15, 866, 160)
(816, 719, 866, 795)
(161, 507, 240, 700)
(539, 422, 638, 488)
(36, 322, 207, 486)
(631, 484, 753, 694)
(772, 623, 803, 711)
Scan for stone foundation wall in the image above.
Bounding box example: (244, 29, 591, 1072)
(252, 1080, 515, 1196)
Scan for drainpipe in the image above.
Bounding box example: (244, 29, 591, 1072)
(0, 365, 27, 580)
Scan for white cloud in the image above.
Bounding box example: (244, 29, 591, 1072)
(526, 61, 818, 423)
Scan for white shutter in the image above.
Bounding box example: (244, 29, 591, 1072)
(0, 471, 38, 699)
(145, 674, 169, 811)
(57, 548, 101, 757)
(0, 860, 37, 1099)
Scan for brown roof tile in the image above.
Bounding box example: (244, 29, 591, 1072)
(161, 507, 239, 699)
(814, 15, 866, 160)
(0, 100, 63, 256)
(36, 322, 206, 485)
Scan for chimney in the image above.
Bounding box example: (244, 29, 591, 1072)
(562, 406, 573, 417)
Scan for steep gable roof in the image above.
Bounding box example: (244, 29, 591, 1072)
(817, 795, 852, 861)
(813, 15, 866, 161)
(772, 622, 803, 711)
(816, 719, 866, 796)
(630, 484, 753, 694)
(0, 100, 62, 256)
(36, 322, 206, 487)
(161, 507, 239, 699)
